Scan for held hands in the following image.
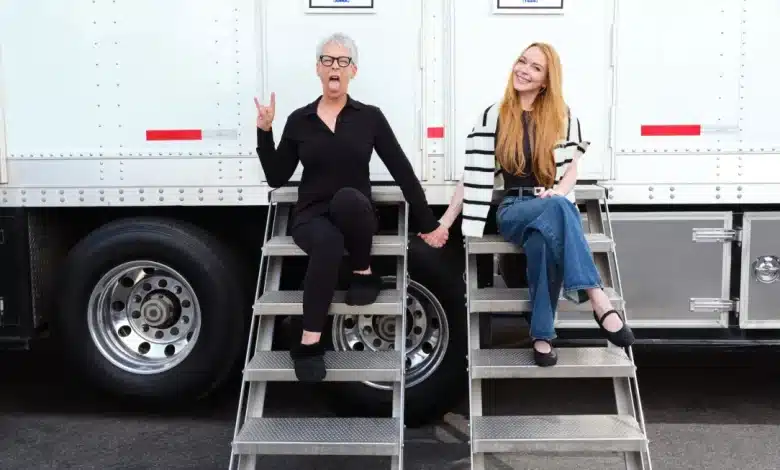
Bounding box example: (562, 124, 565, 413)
(419, 223, 449, 249)
(254, 93, 276, 131)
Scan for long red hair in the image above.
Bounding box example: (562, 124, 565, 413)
(496, 42, 568, 188)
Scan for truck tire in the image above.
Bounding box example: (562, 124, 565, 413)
(325, 236, 468, 428)
(54, 217, 247, 403)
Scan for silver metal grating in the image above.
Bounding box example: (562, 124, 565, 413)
(244, 350, 402, 382)
(469, 286, 623, 313)
(471, 347, 635, 379)
(464, 189, 651, 470)
(570, 185, 607, 201)
(233, 417, 401, 456)
(263, 235, 405, 257)
(230, 193, 409, 470)
(467, 233, 614, 255)
(472, 414, 647, 454)
(253, 290, 402, 316)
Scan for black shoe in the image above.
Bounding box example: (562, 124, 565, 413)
(345, 271, 382, 306)
(593, 309, 635, 348)
(532, 339, 558, 367)
(290, 342, 326, 382)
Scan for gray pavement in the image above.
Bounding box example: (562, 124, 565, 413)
(2, 341, 780, 469)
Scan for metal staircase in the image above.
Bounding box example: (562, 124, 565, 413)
(229, 186, 409, 470)
(464, 185, 652, 469)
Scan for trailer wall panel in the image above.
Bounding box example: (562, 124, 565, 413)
(446, 0, 613, 182)
(613, 0, 742, 158)
(260, 0, 425, 182)
(1, 0, 258, 159)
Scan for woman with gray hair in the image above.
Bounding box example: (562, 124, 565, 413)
(254, 33, 449, 382)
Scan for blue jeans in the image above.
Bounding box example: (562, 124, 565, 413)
(496, 194, 603, 341)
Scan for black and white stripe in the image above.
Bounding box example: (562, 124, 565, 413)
(459, 102, 591, 238)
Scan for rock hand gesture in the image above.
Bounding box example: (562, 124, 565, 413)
(254, 93, 276, 131)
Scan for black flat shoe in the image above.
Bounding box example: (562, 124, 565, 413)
(593, 309, 635, 348)
(345, 271, 382, 306)
(532, 339, 558, 367)
(290, 342, 326, 382)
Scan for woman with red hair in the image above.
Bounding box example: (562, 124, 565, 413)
(437, 42, 636, 367)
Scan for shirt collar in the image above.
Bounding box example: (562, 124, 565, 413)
(303, 94, 363, 115)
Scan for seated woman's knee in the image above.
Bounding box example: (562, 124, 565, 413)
(331, 187, 371, 213)
(310, 226, 345, 256)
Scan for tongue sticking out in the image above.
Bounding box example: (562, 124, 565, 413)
(327, 76, 340, 92)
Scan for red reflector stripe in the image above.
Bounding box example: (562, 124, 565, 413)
(146, 129, 203, 141)
(640, 125, 701, 136)
(427, 126, 444, 139)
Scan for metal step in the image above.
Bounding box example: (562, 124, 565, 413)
(232, 417, 400, 456)
(471, 347, 635, 379)
(467, 233, 614, 255)
(471, 414, 646, 454)
(571, 185, 607, 201)
(269, 185, 405, 204)
(263, 235, 405, 257)
(254, 290, 402, 316)
(469, 287, 623, 313)
(244, 351, 402, 382)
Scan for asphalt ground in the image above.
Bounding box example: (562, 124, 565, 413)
(1, 339, 780, 469)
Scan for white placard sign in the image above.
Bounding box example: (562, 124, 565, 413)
(493, 0, 565, 15)
(307, 0, 375, 14)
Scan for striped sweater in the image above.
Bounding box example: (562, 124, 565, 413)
(460, 102, 590, 238)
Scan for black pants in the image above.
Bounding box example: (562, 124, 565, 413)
(291, 187, 377, 333)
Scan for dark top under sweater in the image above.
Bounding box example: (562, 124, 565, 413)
(499, 110, 540, 189)
(256, 95, 439, 233)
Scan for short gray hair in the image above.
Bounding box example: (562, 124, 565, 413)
(316, 32, 358, 65)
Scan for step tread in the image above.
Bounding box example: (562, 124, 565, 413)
(472, 414, 646, 454)
(233, 417, 400, 456)
(245, 351, 402, 382)
(264, 235, 405, 256)
(254, 290, 402, 316)
(570, 185, 606, 201)
(269, 185, 406, 204)
(467, 233, 613, 254)
(469, 287, 623, 313)
(471, 347, 635, 379)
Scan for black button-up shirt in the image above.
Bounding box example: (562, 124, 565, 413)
(256, 95, 440, 233)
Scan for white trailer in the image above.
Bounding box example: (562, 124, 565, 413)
(1, 0, 779, 429)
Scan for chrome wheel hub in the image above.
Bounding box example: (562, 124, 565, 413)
(87, 261, 201, 375)
(332, 276, 450, 390)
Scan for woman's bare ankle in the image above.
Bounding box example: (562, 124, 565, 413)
(587, 288, 625, 332)
(301, 331, 321, 345)
(533, 339, 552, 353)
(587, 288, 611, 315)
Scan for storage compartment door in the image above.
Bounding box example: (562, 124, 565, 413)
(448, 0, 614, 181)
(557, 212, 733, 328)
(262, 0, 424, 182)
(739, 212, 780, 329)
